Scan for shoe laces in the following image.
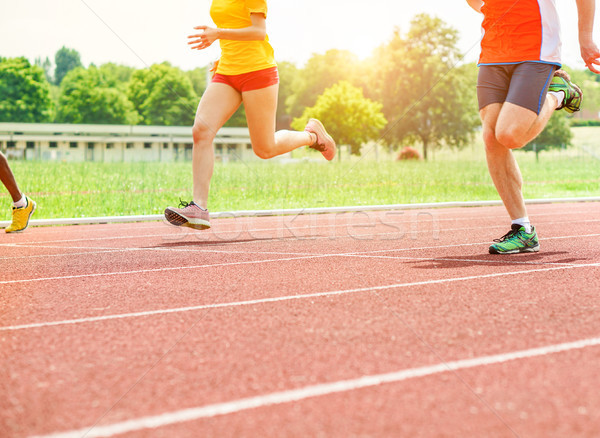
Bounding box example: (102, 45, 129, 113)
(177, 199, 207, 211)
(493, 225, 522, 243)
(178, 199, 193, 208)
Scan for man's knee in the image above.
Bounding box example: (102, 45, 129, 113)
(495, 125, 526, 150)
(482, 126, 498, 148)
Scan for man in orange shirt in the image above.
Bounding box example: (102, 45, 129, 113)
(165, 0, 336, 230)
(467, 0, 600, 254)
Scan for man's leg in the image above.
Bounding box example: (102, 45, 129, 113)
(493, 62, 560, 150)
(483, 91, 559, 219)
(481, 104, 540, 253)
(494, 95, 559, 150)
(480, 103, 528, 221)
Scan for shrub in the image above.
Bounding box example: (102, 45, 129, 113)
(397, 146, 422, 161)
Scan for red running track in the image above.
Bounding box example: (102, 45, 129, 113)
(1, 202, 599, 438)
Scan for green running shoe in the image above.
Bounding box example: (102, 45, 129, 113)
(489, 224, 540, 254)
(548, 69, 582, 113)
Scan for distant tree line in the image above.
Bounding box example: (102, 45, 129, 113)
(1, 14, 595, 159)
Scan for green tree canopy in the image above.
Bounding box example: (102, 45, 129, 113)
(98, 63, 136, 86)
(0, 57, 53, 122)
(35, 56, 53, 84)
(185, 67, 208, 98)
(371, 14, 479, 159)
(524, 112, 573, 160)
(56, 66, 138, 124)
(286, 49, 361, 119)
(567, 67, 600, 118)
(128, 63, 198, 126)
(54, 46, 83, 85)
(292, 81, 387, 155)
(276, 61, 300, 129)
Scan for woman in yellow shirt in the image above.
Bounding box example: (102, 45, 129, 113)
(165, 0, 336, 230)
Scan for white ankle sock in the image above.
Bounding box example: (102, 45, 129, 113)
(548, 91, 565, 109)
(512, 217, 532, 233)
(13, 195, 26, 209)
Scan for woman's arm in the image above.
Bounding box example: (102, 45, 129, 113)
(188, 13, 267, 51)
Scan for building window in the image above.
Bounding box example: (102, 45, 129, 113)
(106, 143, 114, 149)
(7, 141, 16, 148)
(126, 142, 134, 149)
(87, 142, 95, 149)
(163, 142, 169, 149)
(70, 142, 78, 149)
(144, 142, 152, 149)
(26, 141, 35, 149)
(49, 141, 58, 148)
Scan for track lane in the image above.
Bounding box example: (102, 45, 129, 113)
(1, 202, 599, 437)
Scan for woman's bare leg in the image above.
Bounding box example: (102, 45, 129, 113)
(192, 82, 242, 208)
(242, 84, 315, 159)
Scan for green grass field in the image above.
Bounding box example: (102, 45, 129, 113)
(2, 127, 599, 220)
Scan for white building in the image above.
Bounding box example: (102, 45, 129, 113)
(0, 123, 260, 163)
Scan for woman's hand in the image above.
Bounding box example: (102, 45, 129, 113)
(188, 25, 219, 50)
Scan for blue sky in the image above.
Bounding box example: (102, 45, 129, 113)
(0, 0, 592, 70)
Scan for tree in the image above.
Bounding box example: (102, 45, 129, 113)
(523, 112, 573, 161)
(370, 15, 479, 159)
(185, 67, 208, 97)
(54, 46, 83, 85)
(286, 50, 362, 119)
(128, 63, 198, 126)
(292, 81, 387, 155)
(35, 56, 53, 84)
(56, 66, 138, 124)
(566, 67, 600, 119)
(0, 57, 53, 122)
(276, 61, 300, 130)
(98, 63, 136, 86)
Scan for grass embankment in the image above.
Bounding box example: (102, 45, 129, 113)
(2, 127, 598, 220)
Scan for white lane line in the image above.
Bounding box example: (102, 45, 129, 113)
(9, 205, 599, 241)
(0, 248, 142, 260)
(0, 242, 587, 279)
(3, 229, 600, 285)
(0, 218, 412, 246)
(32, 336, 600, 438)
(342, 233, 600, 255)
(2, 213, 598, 247)
(0, 246, 317, 261)
(2, 223, 599, 261)
(0, 254, 335, 285)
(4, 262, 599, 331)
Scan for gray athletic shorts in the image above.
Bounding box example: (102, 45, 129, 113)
(477, 62, 558, 115)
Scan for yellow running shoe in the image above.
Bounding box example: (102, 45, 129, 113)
(5, 196, 36, 233)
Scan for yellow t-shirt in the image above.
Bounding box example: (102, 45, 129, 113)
(210, 0, 276, 75)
